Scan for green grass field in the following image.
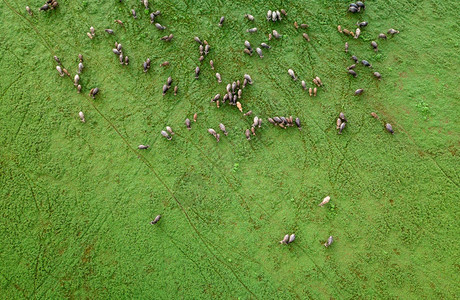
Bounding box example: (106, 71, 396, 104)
(1, 0, 459, 298)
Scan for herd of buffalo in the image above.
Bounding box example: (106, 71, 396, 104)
(35, 0, 400, 247)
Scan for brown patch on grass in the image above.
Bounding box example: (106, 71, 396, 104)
(448, 145, 457, 156)
(82, 244, 94, 263)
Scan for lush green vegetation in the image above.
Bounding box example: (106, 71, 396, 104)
(1, 0, 459, 298)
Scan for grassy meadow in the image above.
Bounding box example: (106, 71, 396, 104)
(0, 0, 459, 298)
